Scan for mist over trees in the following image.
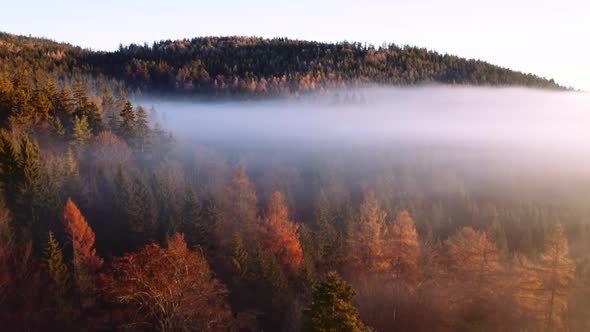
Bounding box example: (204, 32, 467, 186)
(0, 30, 589, 331)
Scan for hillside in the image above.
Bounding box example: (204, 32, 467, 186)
(0, 32, 563, 97)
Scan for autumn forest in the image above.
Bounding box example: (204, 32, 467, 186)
(0, 32, 589, 332)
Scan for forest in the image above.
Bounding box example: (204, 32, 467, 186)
(0, 31, 589, 332)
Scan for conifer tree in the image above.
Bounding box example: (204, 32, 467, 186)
(119, 100, 136, 139)
(221, 162, 258, 243)
(230, 230, 249, 279)
(135, 105, 151, 152)
(71, 115, 92, 149)
(305, 272, 371, 332)
(179, 186, 206, 248)
(45, 231, 75, 323)
(86, 101, 104, 133)
(314, 189, 339, 271)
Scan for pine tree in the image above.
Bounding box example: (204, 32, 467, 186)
(305, 272, 371, 332)
(71, 115, 92, 149)
(73, 80, 89, 113)
(179, 186, 206, 248)
(119, 100, 136, 139)
(101, 87, 119, 130)
(45, 231, 76, 323)
(221, 162, 258, 243)
(230, 230, 249, 279)
(314, 189, 339, 271)
(135, 105, 151, 152)
(86, 101, 104, 133)
(15, 136, 43, 244)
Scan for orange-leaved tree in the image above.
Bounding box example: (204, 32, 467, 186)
(258, 191, 303, 272)
(63, 198, 103, 273)
(63, 198, 103, 308)
(387, 210, 420, 282)
(103, 233, 233, 331)
(347, 191, 388, 275)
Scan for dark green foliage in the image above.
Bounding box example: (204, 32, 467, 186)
(305, 272, 370, 332)
(45, 231, 77, 326)
(118, 101, 135, 139)
(179, 186, 208, 248)
(114, 166, 157, 249)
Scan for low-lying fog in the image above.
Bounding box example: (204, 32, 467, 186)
(135, 87, 590, 204)
(140, 87, 590, 150)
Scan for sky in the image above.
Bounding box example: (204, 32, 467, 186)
(1, 0, 589, 90)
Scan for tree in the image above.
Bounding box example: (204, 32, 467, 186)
(258, 191, 303, 272)
(305, 272, 371, 332)
(71, 115, 92, 149)
(45, 231, 75, 322)
(348, 192, 387, 274)
(118, 100, 136, 139)
(63, 198, 103, 273)
(63, 198, 103, 308)
(179, 186, 207, 248)
(114, 167, 157, 249)
(444, 227, 506, 327)
(387, 210, 420, 282)
(220, 162, 258, 244)
(86, 101, 104, 133)
(104, 233, 233, 331)
(135, 105, 151, 152)
(314, 189, 339, 271)
(539, 224, 575, 331)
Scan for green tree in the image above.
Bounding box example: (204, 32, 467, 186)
(179, 186, 207, 248)
(305, 272, 371, 332)
(135, 105, 151, 152)
(45, 231, 76, 324)
(71, 115, 92, 150)
(119, 100, 136, 139)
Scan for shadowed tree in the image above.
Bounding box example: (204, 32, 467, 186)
(305, 272, 371, 332)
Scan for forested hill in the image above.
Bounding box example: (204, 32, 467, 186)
(1, 32, 563, 96)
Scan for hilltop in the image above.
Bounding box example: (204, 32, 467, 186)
(0, 32, 564, 97)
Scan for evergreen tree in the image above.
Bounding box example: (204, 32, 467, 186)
(135, 105, 151, 152)
(314, 189, 339, 271)
(305, 272, 370, 332)
(179, 186, 206, 248)
(230, 230, 249, 279)
(71, 115, 92, 150)
(45, 231, 76, 324)
(119, 101, 136, 139)
(86, 101, 104, 133)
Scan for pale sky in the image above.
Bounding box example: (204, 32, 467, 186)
(1, 0, 588, 90)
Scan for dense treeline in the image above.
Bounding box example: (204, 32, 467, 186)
(1, 32, 589, 332)
(1, 32, 564, 100)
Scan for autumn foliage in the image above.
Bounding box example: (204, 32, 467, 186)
(103, 233, 233, 331)
(63, 198, 103, 273)
(258, 191, 303, 272)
